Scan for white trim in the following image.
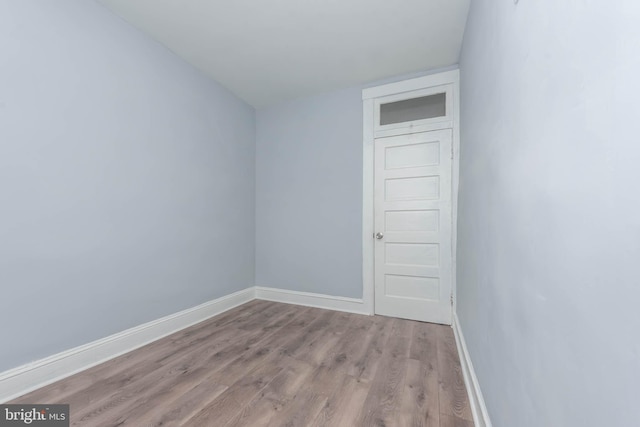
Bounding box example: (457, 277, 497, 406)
(0, 287, 255, 403)
(363, 70, 460, 100)
(374, 120, 454, 139)
(373, 84, 454, 133)
(452, 313, 493, 427)
(362, 69, 461, 319)
(451, 73, 461, 314)
(255, 286, 368, 315)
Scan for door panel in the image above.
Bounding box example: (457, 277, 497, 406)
(384, 141, 440, 169)
(385, 210, 439, 232)
(384, 275, 440, 300)
(374, 129, 452, 324)
(384, 176, 440, 201)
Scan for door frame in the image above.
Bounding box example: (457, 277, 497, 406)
(361, 70, 461, 320)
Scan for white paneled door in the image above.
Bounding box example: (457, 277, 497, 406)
(374, 129, 453, 324)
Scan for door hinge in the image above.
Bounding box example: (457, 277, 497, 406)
(450, 294, 454, 306)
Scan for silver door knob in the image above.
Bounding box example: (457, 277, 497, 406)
(375, 232, 384, 240)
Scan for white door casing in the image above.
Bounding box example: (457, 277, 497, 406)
(362, 70, 460, 324)
(374, 129, 453, 324)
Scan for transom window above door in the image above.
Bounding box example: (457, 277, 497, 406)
(380, 92, 447, 125)
(374, 84, 453, 133)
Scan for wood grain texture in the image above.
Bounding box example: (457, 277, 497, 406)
(440, 414, 476, 427)
(437, 325, 474, 422)
(11, 301, 472, 426)
(357, 335, 411, 426)
(399, 359, 440, 427)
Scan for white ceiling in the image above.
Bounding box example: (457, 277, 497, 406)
(98, 0, 470, 108)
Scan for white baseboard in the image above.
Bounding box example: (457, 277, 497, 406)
(0, 287, 255, 403)
(0, 285, 371, 403)
(255, 286, 369, 315)
(452, 312, 492, 427)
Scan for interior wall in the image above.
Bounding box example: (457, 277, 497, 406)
(255, 87, 363, 298)
(0, 0, 255, 372)
(457, 1, 640, 426)
(255, 69, 455, 299)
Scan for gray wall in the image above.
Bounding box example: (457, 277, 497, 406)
(457, 1, 640, 426)
(0, 1, 255, 372)
(255, 88, 363, 298)
(255, 70, 454, 299)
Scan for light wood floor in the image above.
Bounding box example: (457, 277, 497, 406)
(12, 300, 473, 426)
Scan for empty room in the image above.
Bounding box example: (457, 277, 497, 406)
(1, 1, 639, 426)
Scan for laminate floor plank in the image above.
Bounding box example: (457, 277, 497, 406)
(140, 299, 266, 359)
(399, 358, 440, 427)
(357, 335, 411, 427)
(71, 363, 212, 426)
(317, 313, 375, 371)
(305, 361, 350, 399)
(70, 323, 259, 426)
(440, 414, 476, 427)
(123, 380, 228, 427)
(53, 361, 162, 423)
(182, 362, 283, 426)
(87, 316, 266, 425)
(10, 300, 473, 426)
(162, 302, 303, 381)
(391, 316, 416, 339)
(264, 390, 327, 427)
(280, 310, 337, 358)
(410, 321, 440, 364)
(225, 357, 315, 427)
(255, 306, 325, 350)
(152, 301, 286, 365)
(310, 374, 370, 427)
(437, 325, 474, 422)
(349, 315, 397, 382)
(291, 310, 351, 362)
